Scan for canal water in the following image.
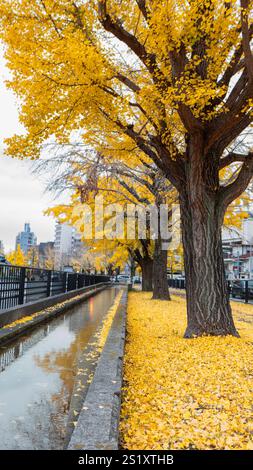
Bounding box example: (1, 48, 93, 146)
(0, 287, 117, 450)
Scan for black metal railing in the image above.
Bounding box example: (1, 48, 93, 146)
(0, 264, 110, 310)
(168, 278, 253, 304)
(168, 278, 186, 290)
(227, 280, 253, 304)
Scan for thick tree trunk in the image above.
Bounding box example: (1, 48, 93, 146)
(141, 257, 153, 292)
(152, 238, 170, 300)
(180, 190, 239, 338)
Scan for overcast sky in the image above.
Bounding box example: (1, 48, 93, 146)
(0, 48, 57, 253)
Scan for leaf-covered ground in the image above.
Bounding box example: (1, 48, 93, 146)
(120, 292, 253, 450)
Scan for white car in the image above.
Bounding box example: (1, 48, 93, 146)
(117, 274, 131, 284)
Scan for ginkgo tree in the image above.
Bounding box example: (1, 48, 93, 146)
(6, 245, 27, 267)
(45, 150, 176, 299)
(44, 145, 248, 301)
(0, 0, 253, 336)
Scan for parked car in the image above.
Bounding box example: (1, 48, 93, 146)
(231, 280, 253, 300)
(231, 280, 244, 299)
(247, 281, 253, 299)
(117, 274, 131, 284)
(63, 265, 75, 273)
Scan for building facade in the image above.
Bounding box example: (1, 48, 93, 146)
(16, 223, 37, 254)
(38, 241, 55, 269)
(222, 217, 253, 280)
(54, 223, 86, 270)
(54, 223, 73, 269)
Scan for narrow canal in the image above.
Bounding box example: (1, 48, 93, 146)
(0, 287, 117, 450)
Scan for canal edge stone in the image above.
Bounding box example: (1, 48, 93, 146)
(68, 287, 128, 450)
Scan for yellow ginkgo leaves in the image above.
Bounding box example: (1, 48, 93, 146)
(120, 292, 253, 450)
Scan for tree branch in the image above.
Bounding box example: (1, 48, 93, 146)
(218, 44, 244, 87)
(119, 180, 150, 205)
(219, 152, 251, 169)
(39, 0, 62, 37)
(97, 0, 164, 83)
(207, 70, 252, 154)
(122, 126, 184, 190)
(135, 0, 149, 20)
(115, 73, 140, 92)
(240, 0, 253, 79)
(219, 152, 253, 211)
(218, 21, 253, 87)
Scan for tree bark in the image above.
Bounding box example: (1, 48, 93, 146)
(152, 238, 170, 300)
(141, 257, 153, 291)
(180, 189, 239, 338)
(129, 256, 136, 282)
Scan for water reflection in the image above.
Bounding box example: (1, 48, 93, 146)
(0, 287, 117, 449)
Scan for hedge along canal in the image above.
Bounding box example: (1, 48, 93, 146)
(0, 286, 121, 450)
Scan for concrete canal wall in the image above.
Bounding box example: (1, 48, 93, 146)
(68, 288, 128, 450)
(0, 283, 111, 345)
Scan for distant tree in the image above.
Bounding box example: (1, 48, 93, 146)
(27, 246, 39, 268)
(39, 245, 55, 270)
(6, 245, 27, 266)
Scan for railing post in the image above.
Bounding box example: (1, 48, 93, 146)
(245, 280, 249, 304)
(63, 272, 68, 293)
(18, 267, 26, 305)
(78, 273, 85, 289)
(227, 280, 231, 298)
(47, 270, 52, 297)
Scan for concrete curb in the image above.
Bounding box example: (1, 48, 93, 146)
(68, 288, 128, 450)
(0, 284, 110, 346)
